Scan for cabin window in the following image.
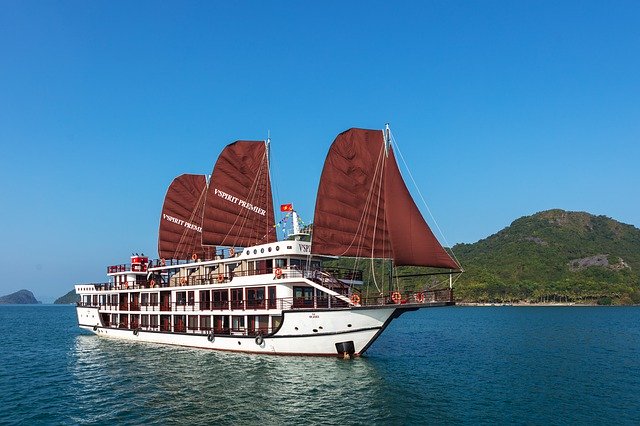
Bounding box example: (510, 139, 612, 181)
(150, 315, 159, 330)
(176, 291, 187, 306)
(246, 287, 265, 309)
(99, 295, 106, 306)
(199, 290, 211, 310)
(231, 315, 245, 332)
(200, 316, 211, 331)
(275, 258, 287, 268)
(160, 292, 171, 311)
(188, 291, 195, 307)
(290, 258, 301, 270)
(141, 315, 149, 328)
(141, 293, 149, 307)
(119, 294, 128, 310)
(248, 315, 268, 335)
(212, 289, 228, 309)
(188, 315, 198, 331)
(214, 315, 228, 333)
(174, 315, 186, 332)
(111, 313, 118, 325)
(130, 314, 140, 329)
(248, 261, 255, 276)
(231, 288, 244, 310)
(310, 260, 321, 270)
(160, 315, 171, 331)
(272, 316, 282, 331)
(150, 293, 159, 308)
(293, 286, 314, 308)
(130, 293, 140, 311)
(268, 286, 277, 309)
(317, 290, 329, 308)
(111, 294, 118, 306)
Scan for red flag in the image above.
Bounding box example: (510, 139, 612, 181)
(280, 203, 293, 212)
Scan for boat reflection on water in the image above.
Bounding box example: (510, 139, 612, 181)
(70, 335, 398, 424)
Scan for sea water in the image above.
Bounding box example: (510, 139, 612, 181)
(0, 305, 638, 425)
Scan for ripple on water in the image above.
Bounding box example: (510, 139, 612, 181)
(1, 305, 639, 425)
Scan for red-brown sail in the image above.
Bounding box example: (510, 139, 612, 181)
(158, 174, 214, 260)
(201, 141, 276, 247)
(311, 128, 459, 269)
(384, 148, 459, 268)
(312, 128, 391, 259)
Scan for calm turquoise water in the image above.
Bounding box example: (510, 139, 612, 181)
(0, 305, 639, 425)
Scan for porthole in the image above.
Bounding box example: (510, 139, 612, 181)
(246, 250, 250, 255)
(319, 326, 323, 330)
(261, 248, 264, 253)
(276, 246, 280, 251)
(347, 324, 352, 328)
(268, 247, 272, 252)
(238, 341, 241, 345)
(313, 329, 318, 333)
(294, 327, 299, 331)
(253, 249, 257, 254)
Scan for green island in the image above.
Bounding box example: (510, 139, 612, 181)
(54, 290, 79, 305)
(0, 290, 41, 304)
(328, 209, 640, 306)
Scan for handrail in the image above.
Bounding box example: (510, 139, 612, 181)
(79, 265, 363, 292)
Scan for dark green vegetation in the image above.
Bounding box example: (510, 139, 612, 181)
(452, 210, 640, 305)
(54, 289, 79, 304)
(0, 289, 40, 304)
(328, 210, 640, 305)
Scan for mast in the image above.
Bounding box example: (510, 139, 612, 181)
(384, 123, 391, 156)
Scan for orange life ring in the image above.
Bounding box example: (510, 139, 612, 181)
(274, 267, 283, 278)
(160, 258, 166, 266)
(415, 292, 425, 303)
(180, 277, 187, 285)
(229, 247, 235, 257)
(191, 253, 198, 261)
(217, 273, 224, 283)
(350, 294, 361, 305)
(149, 279, 156, 288)
(391, 291, 402, 303)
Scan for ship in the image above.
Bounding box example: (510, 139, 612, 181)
(75, 126, 461, 357)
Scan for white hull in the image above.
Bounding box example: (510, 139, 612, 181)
(76, 305, 420, 356)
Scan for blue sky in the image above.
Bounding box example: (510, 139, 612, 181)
(1, 1, 638, 302)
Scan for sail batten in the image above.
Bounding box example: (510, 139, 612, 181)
(311, 128, 459, 269)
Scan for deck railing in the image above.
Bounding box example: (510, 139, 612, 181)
(81, 266, 363, 291)
(77, 289, 454, 312)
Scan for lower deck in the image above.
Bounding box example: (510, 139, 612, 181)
(76, 286, 454, 339)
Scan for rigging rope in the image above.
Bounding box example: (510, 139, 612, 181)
(390, 130, 463, 269)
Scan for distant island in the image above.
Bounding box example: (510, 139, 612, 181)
(54, 290, 79, 305)
(0, 290, 41, 304)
